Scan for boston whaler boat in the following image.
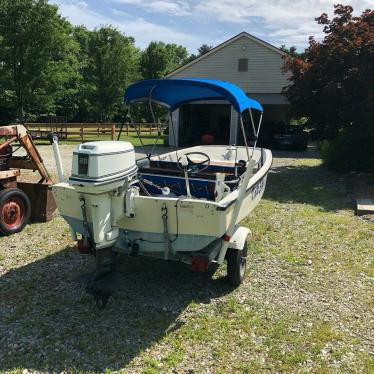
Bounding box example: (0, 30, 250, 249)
(51, 79, 272, 307)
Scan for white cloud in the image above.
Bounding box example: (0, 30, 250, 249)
(194, 0, 372, 25)
(76, 1, 88, 7)
(51, 0, 202, 49)
(51, 0, 373, 51)
(115, 0, 191, 16)
(193, 0, 372, 47)
(148, 1, 191, 16)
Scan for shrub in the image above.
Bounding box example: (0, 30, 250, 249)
(321, 123, 374, 172)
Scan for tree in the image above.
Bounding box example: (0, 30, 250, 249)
(165, 43, 189, 71)
(84, 26, 140, 121)
(279, 45, 303, 58)
(66, 26, 95, 122)
(283, 4, 374, 139)
(198, 44, 213, 55)
(140, 41, 188, 79)
(283, 4, 374, 171)
(0, 0, 79, 122)
(187, 44, 213, 62)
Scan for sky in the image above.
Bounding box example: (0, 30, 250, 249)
(50, 0, 373, 53)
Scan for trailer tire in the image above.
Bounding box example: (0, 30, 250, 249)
(226, 241, 248, 287)
(0, 188, 31, 235)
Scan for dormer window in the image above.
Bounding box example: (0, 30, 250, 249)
(238, 58, 248, 72)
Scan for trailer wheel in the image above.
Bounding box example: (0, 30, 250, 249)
(226, 241, 248, 287)
(0, 188, 31, 235)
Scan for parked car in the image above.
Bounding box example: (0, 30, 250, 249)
(271, 125, 308, 151)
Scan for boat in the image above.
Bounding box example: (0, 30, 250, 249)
(50, 78, 272, 307)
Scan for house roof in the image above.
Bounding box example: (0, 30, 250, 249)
(167, 31, 286, 77)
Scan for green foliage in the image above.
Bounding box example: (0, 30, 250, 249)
(283, 4, 374, 172)
(140, 41, 188, 79)
(62, 26, 92, 121)
(283, 5, 374, 141)
(84, 27, 140, 121)
(279, 44, 303, 58)
(321, 122, 374, 172)
(0, 0, 79, 121)
(0, 0, 202, 123)
(198, 44, 213, 55)
(187, 43, 213, 62)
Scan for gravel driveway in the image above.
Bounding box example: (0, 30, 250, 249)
(0, 146, 373, 373)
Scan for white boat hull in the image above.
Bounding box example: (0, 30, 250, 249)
(51, 146, 272, 254)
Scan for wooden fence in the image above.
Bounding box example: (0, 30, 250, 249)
(24, 123, 161, 142)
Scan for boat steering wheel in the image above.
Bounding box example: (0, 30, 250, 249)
(177, 151, 211, 173)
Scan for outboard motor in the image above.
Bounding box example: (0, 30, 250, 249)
(70, 141, 137, 193)
(51, 140, 139, 308)
(52, 141, 138, 251)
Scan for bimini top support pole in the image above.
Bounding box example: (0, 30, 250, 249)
(148, 85, 164, 159)
(117, 107, 128, 141)
(249, 108, 263, 155)
(216, 110, 257, 264)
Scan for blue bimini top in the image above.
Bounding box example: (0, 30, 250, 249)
(123, 78, 263, 113)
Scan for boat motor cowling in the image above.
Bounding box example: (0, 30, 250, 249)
(59, 141, 139, 249)
(69, 141, 138, 193)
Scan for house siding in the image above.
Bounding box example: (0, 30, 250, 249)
(168, 36, 289, 94)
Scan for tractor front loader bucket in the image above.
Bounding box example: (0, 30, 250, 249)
(17, 182, 56, 222)
(0, 125, 57, 234)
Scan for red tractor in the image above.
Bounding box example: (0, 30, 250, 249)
(0, 125, 55, 235)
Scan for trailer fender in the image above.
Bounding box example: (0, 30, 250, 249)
(228, 226, 251, 250)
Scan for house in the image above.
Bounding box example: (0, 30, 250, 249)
(166, 31, 290, 146)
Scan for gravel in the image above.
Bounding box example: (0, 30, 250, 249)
(0, 146, 373, 373)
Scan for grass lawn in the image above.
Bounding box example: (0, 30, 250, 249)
(0, 151, 373, 373)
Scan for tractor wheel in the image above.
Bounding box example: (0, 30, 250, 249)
(0, 188, 31, 235)
(226, 241, 248, 287)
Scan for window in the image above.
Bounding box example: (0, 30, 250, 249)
(238, 58, 248, 72)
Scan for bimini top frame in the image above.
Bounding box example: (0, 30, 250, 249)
(119, 78, 264, 158)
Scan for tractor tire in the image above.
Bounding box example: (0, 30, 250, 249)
(0, 188, 31, 235)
